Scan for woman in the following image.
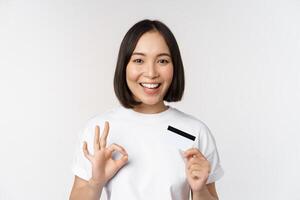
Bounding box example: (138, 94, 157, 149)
(70, 19, 224, 200)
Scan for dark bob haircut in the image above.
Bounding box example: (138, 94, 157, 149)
(113, 19, 185, 108)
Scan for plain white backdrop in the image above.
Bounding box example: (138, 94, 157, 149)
(0, 0, 299, 199)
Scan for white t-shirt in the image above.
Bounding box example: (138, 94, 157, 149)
(72, 105, 224, 200)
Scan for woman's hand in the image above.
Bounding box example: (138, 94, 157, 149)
(184, 148, 211, 193)
(82, 121, 128, 187)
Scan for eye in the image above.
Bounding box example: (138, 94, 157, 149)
(133, 59, 143, 64)
(158, 59, 169, 64)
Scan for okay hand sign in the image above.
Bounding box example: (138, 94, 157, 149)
(83, 121, 129, 187)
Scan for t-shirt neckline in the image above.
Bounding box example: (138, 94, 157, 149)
(118, 105, 174, 120)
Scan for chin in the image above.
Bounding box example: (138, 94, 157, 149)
(139, 98, 162, 106)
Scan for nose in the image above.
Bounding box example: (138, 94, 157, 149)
(143, 62, 159, 79)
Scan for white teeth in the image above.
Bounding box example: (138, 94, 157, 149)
(140, 83, 160, 89)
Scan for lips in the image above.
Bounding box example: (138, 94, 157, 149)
(139, 83, 161, 89)
(139, 83, 161, 95)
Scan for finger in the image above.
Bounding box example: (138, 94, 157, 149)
(100, 121, 109, 149)
(186, 156, 210, 165)
(190, 169, 209, 180)
(107, 143, 128, 157)
(94, 125, 100, 151)
(184, 147, 202, 156)
(114, 154, 129, 170)
(190, 170, 203, 179)
(188, 162, 211, 174)
(187, 158, 202, 169)
(185, 166, 201, 179)
(83, 141, 93, 161)
(106, 143, 129, 170)
(184, 148, 206, 160)
(188, 163, 203, 171)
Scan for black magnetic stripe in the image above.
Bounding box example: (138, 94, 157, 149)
(167, 125, 196, 141)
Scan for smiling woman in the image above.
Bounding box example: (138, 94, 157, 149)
(126, 31, 174, 113)
(113, 19, 185, 113)
(69, 19, 224, 200)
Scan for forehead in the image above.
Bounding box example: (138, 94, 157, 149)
(133, 31, 171, 55)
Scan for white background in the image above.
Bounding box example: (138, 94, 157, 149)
(0, 0, 299, 199)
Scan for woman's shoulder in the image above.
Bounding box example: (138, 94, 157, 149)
(171, 106, 209, 129)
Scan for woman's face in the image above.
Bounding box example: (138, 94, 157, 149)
(126, 31, 173, 113)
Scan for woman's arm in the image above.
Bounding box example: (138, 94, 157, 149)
(69, 176, 104, 200)
(192, 183, 219, 200)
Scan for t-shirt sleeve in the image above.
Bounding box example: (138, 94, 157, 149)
(197, 123, 224, 184)
(71, 117, 105, 181)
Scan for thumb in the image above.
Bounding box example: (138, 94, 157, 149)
(114, 155, 129, 170)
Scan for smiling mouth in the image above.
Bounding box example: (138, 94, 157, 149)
(139, 83, 161, 89)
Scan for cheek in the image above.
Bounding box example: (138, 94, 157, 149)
(162, 65, 174, 83)
(126, 65, 140, 82)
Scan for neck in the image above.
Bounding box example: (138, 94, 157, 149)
(133, 102, 168, 114)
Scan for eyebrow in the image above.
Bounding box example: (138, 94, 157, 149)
(131, 52, 171, 57)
